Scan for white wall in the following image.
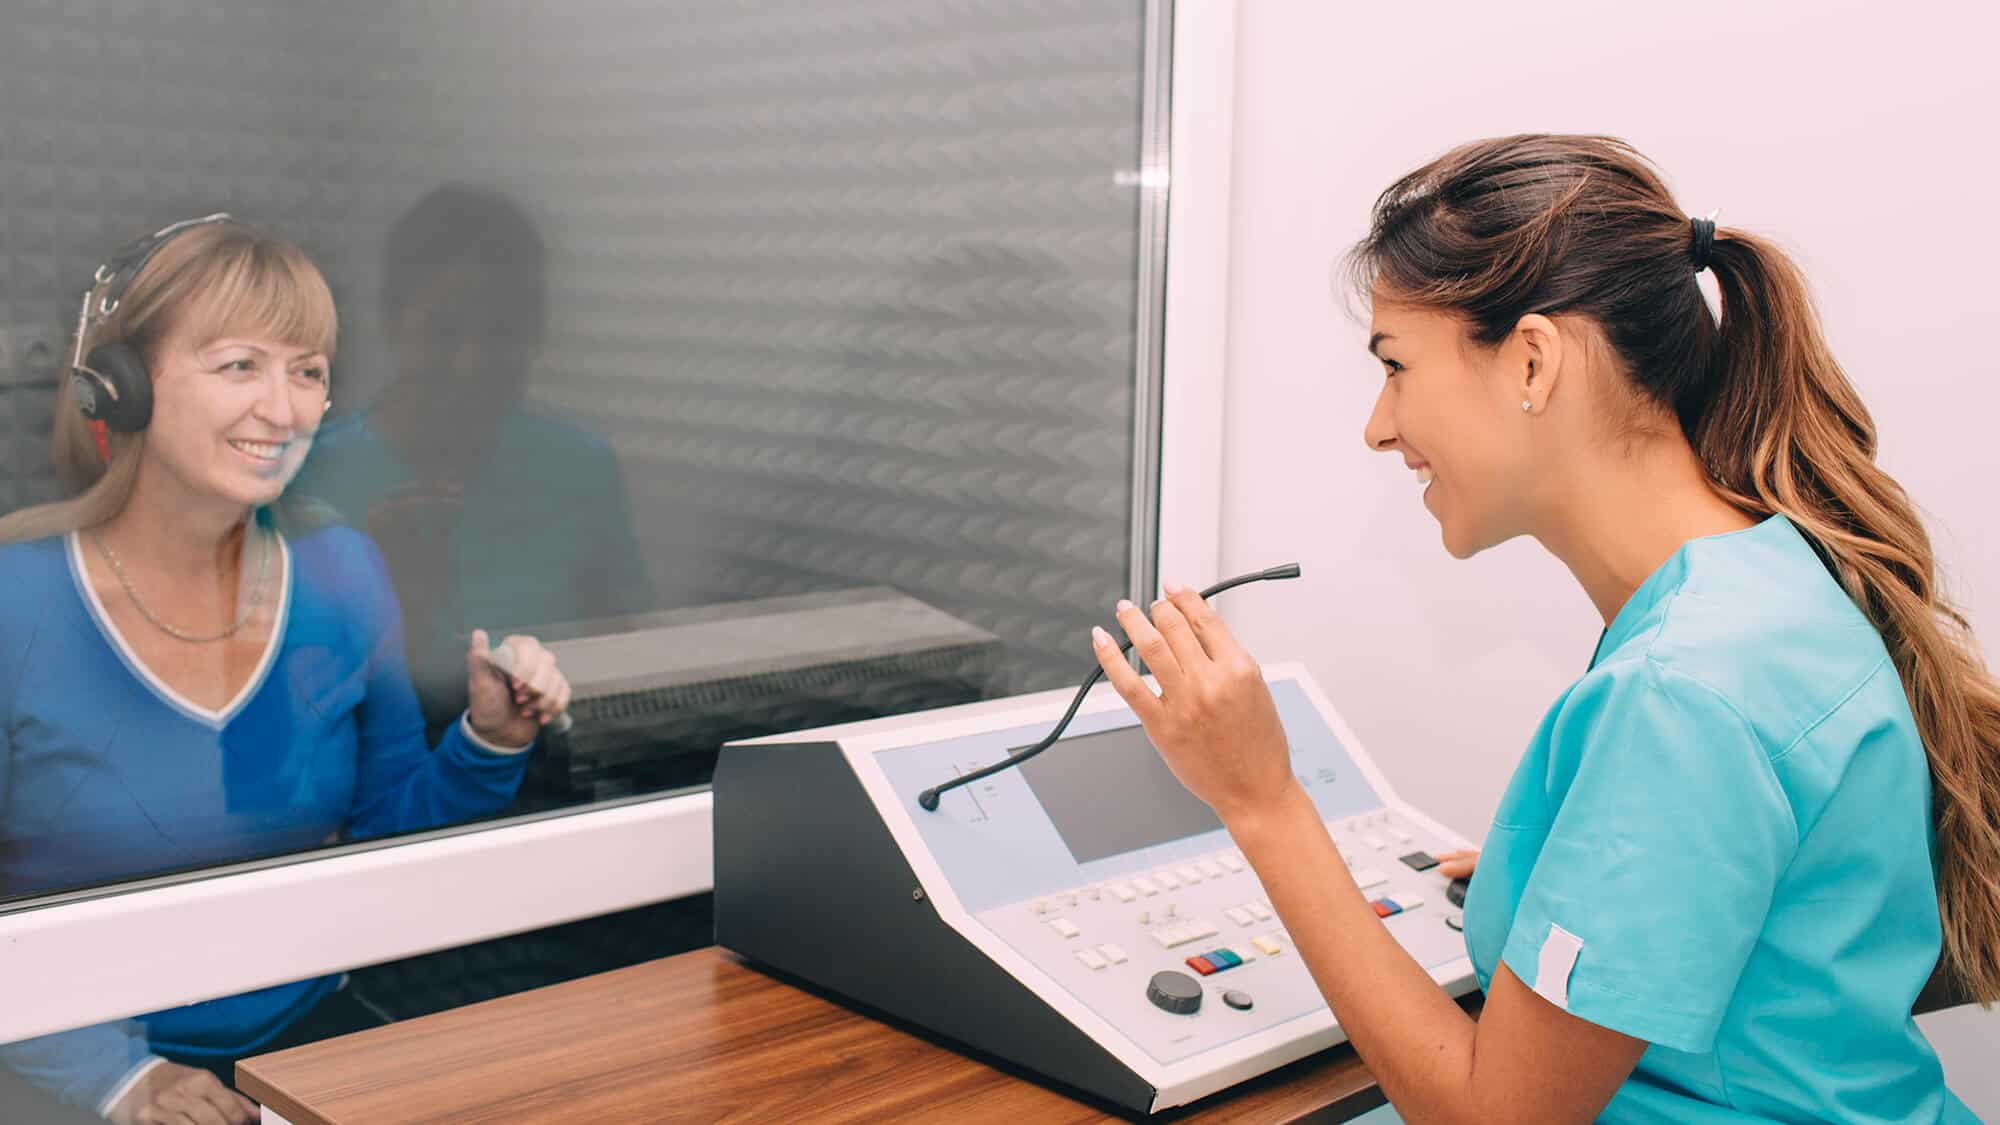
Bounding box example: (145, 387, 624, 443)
(1214, 0, 2000, 1110)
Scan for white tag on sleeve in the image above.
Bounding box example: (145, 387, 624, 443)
(1533, 923, 1585, 1011)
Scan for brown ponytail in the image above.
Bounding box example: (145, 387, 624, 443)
(1349, 134, 2000, 1003)
(1701, 229, 2000, 1004)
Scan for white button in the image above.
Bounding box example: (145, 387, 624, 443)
(1153, 870, 1182, 890)
(1218, 854, 1246, 873)
(1132, 876, 1161, 896)
(1108, 882, 1138, 902)
(1390, 827, 1414, 844)
(1176, 865, 1203, 884)
(1097, 943, 1129, 964)
(1154, 919, 1221, 948)
(1225, 907, 1254, 927)
(1363, 834, 1387, 850)
(1075, 949, 1108, 970)
(1048, 919, 1080, 939)
(1198, 861, 1225, 880)
(1354, 867, 1390, 889)
(1246, 902, 1273, 922)
(1032, 899, 1049, 914)
(1252, 935, 1283, 956)
(1395, 893, 1426, 912)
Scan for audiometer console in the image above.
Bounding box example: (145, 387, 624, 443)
(713, 664, 1475, 1114)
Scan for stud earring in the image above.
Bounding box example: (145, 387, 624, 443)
(1520, 400, 1532, 412)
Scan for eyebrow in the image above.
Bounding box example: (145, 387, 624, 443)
(1367, 332, 1395, 357)
(201, 341, 325, 363)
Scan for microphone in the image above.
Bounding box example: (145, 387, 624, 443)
(916, 563, 1301, 812)
(480, 639, 574, 735)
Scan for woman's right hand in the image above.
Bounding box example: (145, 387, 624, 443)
(107, 1061, 258, 1125)
(1436, 848, 1480, 880)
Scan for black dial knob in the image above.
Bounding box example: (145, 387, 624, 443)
(1146, 970, 1203, 1015)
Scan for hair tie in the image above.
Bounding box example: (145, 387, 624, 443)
(1689, 213, 1718, 273)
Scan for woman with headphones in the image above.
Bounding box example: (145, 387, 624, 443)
(1095, 135, 1990, 1122)
(0, 218, 572, 1124)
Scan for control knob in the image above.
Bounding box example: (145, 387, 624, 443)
(1146, 970, 1203, 1015)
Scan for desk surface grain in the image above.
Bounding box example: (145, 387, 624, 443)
(239, 947, 1411, 1124)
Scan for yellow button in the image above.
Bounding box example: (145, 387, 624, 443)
(1252, 936, 1283, 956)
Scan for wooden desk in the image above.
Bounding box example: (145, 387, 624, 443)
(241, 947, 1446, 1124)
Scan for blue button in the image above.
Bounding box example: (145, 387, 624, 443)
(1208, 949, 1242, 969)
(1377, 898, 1403, 915)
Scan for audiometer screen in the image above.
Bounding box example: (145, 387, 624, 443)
(1018, 724, 1224, 864)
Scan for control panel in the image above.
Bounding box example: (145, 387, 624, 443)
(971, 805, 1464, 1067)
(715, 664, 1476, 1114)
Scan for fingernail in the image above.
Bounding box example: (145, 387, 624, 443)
(1091, 626, 1110, 648)
(1151, 598, 1165, 611)
(1164, 581, 1186, 595)
(1116, 599, 1135, 613)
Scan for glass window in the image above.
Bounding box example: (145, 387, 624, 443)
(1, 0, 1164, 1116)
(2, 0, 1161, 903)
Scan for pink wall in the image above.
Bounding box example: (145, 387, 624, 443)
(1215, 0, 2000, 1105)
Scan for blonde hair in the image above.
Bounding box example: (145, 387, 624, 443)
(0, 221, 338, 545)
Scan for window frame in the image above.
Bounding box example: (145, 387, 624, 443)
(0, 0, 1235, 1046)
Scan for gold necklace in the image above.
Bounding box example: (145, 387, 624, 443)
(92, 526, 273, 644)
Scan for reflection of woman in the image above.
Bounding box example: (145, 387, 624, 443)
(292, 185, 656, 749)
(0, 219, 571, 1124)
(1098, 137, 1990, 1121)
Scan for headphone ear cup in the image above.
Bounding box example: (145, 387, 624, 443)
(78, 343, 154, 432)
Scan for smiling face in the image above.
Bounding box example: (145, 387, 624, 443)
(1361, 294, 1546, 558)
(77, 224, 339, 527)
(143, 318, 331, 511)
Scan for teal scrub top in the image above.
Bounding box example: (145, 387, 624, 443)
(1462, 514, 1976, 1122)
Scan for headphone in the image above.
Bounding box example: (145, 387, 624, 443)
(68, 213, 235, 451)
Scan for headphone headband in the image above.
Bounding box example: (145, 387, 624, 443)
(91, 212, 234, 318)
(70, 212, 234, 378)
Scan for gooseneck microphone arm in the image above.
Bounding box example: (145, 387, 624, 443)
(916, 563, 1301, 812)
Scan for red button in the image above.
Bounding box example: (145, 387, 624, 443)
(1185, 955, 1217, 975)
(1372, 901, 1394, 918)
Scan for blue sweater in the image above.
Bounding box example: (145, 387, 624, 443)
(0, 523, 531, 1111)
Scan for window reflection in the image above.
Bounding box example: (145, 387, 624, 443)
(0, 0, 1155, 1115)
(291, 186, 656, 767)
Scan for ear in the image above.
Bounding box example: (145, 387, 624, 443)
(1510, 313, 1564, 414)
